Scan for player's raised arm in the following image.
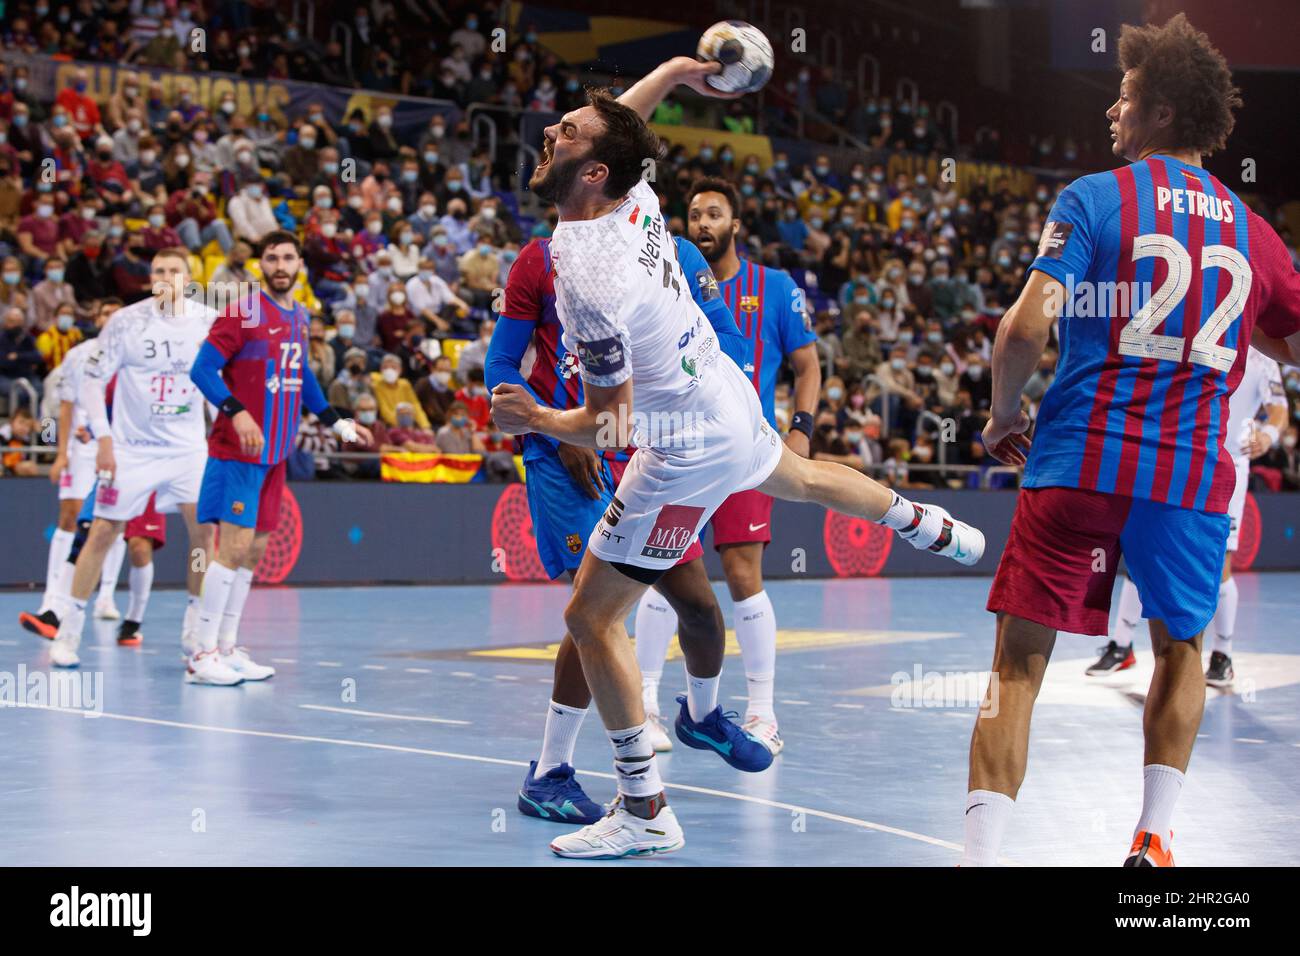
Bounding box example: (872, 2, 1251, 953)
(617, 57, 738, 121)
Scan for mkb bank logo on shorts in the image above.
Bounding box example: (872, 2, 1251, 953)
(641, 505, 705, 560)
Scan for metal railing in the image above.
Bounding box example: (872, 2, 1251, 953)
(6, 378, 37, 416)
(915, 410, 946, 465)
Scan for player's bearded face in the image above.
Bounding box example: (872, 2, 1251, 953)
(690, 215, 734, 264)
(263, 253, 300, 293)
(530, 136, 589, 205)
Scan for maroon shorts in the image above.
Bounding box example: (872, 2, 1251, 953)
(607, 455, 704, 565)
(709, 489, 774, 549)
(256, 460, 287, 534)
(124, 492, 166, 551)
(987, 487, 1126, 637)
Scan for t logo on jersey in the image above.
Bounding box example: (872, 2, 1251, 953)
(1037, 221, 1073, 260)
(641, 505, 705, 561)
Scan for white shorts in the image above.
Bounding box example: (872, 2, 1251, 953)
(58, 441, 98, 502)
(93, 447, 207, 522)
(588, 368, 783, 574)
(1225, 455, 1249, 552)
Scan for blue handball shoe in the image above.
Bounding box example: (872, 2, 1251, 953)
(517, 761, 605, 825)
(673, 695, 774, 773)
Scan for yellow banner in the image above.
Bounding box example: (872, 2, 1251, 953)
(380, 453, 484, 483)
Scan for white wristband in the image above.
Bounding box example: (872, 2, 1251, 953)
(332, 418, 358, 443)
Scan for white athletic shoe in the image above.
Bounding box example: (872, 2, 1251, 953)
(550, 801, 684, 859)
(646, 712, 673, 752)
(899, 504, 985, 566)
(49, 634, 81, 668)
(742, 715, 784, 756)
(180, 630, 200, 663)
(184, 649, 244, 686)
(220, 646, 275, 681)
(94, 598, 121, 620)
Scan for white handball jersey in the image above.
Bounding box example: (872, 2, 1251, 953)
(1225, 346, 1285, 461)
(82, 295, 217, 456)
(55, 339, 100, 436)
(550, 178, 744, 451)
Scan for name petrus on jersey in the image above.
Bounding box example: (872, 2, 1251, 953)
(577, 337, 625, 377)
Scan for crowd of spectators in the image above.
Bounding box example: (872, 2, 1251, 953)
(1, 1, 1298, 491)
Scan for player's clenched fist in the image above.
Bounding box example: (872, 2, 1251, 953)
(491, 383, 538, 435)
(231, 409, 265, 457)
(982, 410, 1032, 467)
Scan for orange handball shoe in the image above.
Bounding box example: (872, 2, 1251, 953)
(19, 609, 59, 640)
(1124, 830, 1175, 867)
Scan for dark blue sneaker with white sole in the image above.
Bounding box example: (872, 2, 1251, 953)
(517, 760, 604, 825)
(672, 695, 774, 773)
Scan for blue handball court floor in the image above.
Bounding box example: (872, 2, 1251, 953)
(1, 574, 1298, 866)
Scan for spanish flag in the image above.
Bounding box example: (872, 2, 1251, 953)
(380, 453, 485, 484)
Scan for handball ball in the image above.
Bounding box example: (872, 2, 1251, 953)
(697, 20, 774, 95)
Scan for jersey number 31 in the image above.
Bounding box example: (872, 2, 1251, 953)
(1117, 233, 1250, 373)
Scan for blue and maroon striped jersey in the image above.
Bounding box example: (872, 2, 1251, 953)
(205, 291, 313, 465)
(718, 259, 817, 428)
(1025, 155, 1300, 513)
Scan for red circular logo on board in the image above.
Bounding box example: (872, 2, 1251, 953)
(1231, 491, 1261, 572)
(491, 484, 549, 581)
(823, 511, 893, 577)
(255, 485, 302, 584)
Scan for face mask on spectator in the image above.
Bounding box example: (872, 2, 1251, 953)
(478, 243, 493, 256)
(358, 409, 377, 425)
(447, 180, 464, 193)
(109, 224, 124, 238)
(401, 170, 417, 183)
(387, 197, 403, 213)
(175, 153, 191, 168)
(337, 323, 354, 340)
(881, 298, 896, 310)
(891, 357, 906, 371)
(141, 150, 157, 164)
(381, 367, 399, 384)
(941, 362, 954, 376)
(47, 266, 66, 282)
(237, 150, 253, 165)
(378, 114, 393, 129)
(37, 204, 54, 218)
(399, 230, 414, 245)
(850, 394, 866, 409)
(324, 162, 339, 175)
(149, 214, 165, 228)
(908, 271, 923, 285)
(81, 207, 97, 220)
(967, 365, 984, 380)
(367, 220, 382, 234)
(389, 292, 406, 307)
(354, 283, 369, 298)
(12, 113, 28, 127)
(246, 185, 262, 199)
(826, 386, 843, 401)
(300, 135, 316, 149)
(997, 255, 1012, 268)
(2, 271, 19, 285)
(315, 196, 333, 210)
(56, 312, 74, 331)
(433, 370, 451, 386)
(348, 195, 363, 209)
(451, 415, 468, 427)
(419, 203, 436, 219)
(127, 118, 142, 134)
(1284, 435, 1297, 450)
(844, 430, 862, 444)
(321, 223, 337, 238)
(927, 331, 943, 344)
(397, 413, 414, 428)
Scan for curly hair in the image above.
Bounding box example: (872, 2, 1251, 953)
(1117, 13, 1242, 156)
(585, 87, 665, 199)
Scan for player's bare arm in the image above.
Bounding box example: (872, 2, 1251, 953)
(1247, 397, 1290, 459)
(557, 442, 605, 500)
(49, 399, 73, 486)
(616, 57, 737, 121)
(786, 343, 821, 458)
(492, 378, 635, 450)
(983, 270, 1062, 465)
(1250, 326, 1300, 370)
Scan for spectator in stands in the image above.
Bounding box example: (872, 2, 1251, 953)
(167, 169, 232, 253)
(959, 353, 992, 410)
(65, 231, 109, 303)
(458, 234, 499, 310)
(454, 366, 491, 430)
(37, 302, 82, 370)
(109, 233, 152, 302)
(457, 319, 494, 377)
(439, 196, 472, 253)
(140, 202, 183, 253)
(329, 346, 373, 411)
(307, 316, 336, 389)
(30, 257, 78, 330)
(377, 282, 417, 353)
(0, 406, 39, 475)
(0, 258, 33, 321)
(0, 306, 42, 406)
(371, 353, 428, 428)
(427, 229, 461, 286)
(17, 192, 61, 266)
(207, 240, 254, 295)
(435, 401, 483, 454)
(227, 179, 277, 244)
(303, 209, 354, 306)
(337, 392, 384, 479)
(414, 353, 457, 429)
(382, 401, 439, 453)
(406, 258, 466, 337)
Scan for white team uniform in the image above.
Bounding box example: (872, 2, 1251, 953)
(550, 180, 782, 572)
(81, 296, 217, 522)
(1223, 347, 1285, 550)
(52, 340, 99, 502)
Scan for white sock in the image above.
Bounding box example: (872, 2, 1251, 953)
(42, 529, 75, 610)
(98, 535, 126, 603)
(734, 590, 777, 722)
(961, 789, 1015, 866)
(218, 566, 255, 651)
(196, 562, 237, 653)
(634, 588, 676, 715)
(1211, 578, 1237, 656)
(56, 597, 88, 643)
(536, 700, 588, 776)
(51, 560, 76, 618)
(608, 723, 663, 798)
(1135, 764, 1184, 841)
(126, 561, 154, 623)
(1113, 575, 1143, 648)
(685, 670, 719, 722)
(183, 594, 200, 635)
(877, 492, 921, 531)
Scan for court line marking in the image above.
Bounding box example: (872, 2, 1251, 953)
(316, 661, 343, 668)
(403, 667, 432, 675)
(25, 702, 1013, 864)
(361, 665, 387, 671)
(299, 704, 469, 726)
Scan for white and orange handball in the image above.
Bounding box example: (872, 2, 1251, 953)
(696, 20, 774, 95)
